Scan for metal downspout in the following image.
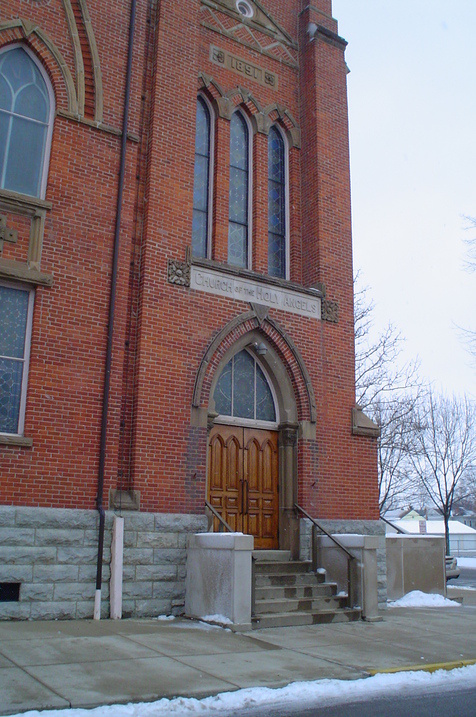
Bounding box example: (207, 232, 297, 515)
(94, 0, 137, 620)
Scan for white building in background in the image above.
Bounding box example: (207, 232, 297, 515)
(385, 518, 476, 557)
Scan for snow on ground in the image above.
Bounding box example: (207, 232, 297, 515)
(388, 591, 461, 608)
(458, 557, 476, 569)
(6, 665, 476, 717)
(198, 614, 233, 625)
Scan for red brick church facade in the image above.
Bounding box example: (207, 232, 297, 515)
(0, 0, 380, 618)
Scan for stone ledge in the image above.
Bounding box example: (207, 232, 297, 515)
(0, 433, 33, 447)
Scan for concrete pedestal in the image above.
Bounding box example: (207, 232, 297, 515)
(185, 532, 254, 631)
(386, 535, 446, 600)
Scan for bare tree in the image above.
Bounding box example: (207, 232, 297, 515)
(409, 392, 476, 555)
(372, 395, 419, 513)
(354, 278, 422, 511)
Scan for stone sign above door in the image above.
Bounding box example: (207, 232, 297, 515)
(190, 266, 321, 320)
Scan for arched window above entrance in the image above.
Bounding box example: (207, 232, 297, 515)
(213, 349, 277, 425)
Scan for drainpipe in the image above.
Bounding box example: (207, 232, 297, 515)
(94, 0, 137, 620)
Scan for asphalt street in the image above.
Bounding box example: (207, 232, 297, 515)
(230, 685, 476, 717)
(452, 567, 476, 589)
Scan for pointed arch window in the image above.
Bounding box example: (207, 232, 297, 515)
(213, 350, 276, 424)
(192, 96, 213, 258)
(228, 111, 250, 268)
(0, 46, 54, 198)
(268, 126, 287, 279)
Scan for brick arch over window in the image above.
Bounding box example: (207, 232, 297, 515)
(263, 103, 301, 149)
(0, 19, 78, 114)
(192, 309, 317, 423)
(197, 73, 300, 146)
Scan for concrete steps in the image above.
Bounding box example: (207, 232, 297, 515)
(251, 608, 362, 629)
(252, 552, 361, 629)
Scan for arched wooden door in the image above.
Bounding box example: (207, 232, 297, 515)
(208, 424, 279, 549)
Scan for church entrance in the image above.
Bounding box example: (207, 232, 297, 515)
(207, 348, 280, 549)
(207, 425, 279, 549)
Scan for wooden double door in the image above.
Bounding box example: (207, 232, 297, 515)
(207, 425, 279, 549)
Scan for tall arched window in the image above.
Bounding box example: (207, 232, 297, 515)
(268, 126, 287, 278)
(0, 46, 54, 198)
(213, 350, 276, 424)
(228, 111, 250, 268)
(192, 96, 212, 258)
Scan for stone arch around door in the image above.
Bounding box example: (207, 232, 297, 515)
(192, 309, 317, 555)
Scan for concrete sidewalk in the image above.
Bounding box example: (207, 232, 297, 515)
(1, 605, 476, 716)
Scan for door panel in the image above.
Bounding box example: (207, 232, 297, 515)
(207, 425, 279, 549)
(208, 426, 244, 532)
(244, 428, 279, 549)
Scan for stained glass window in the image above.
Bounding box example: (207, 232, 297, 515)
(192, 97, 211, 257)
(228, 112, 249, 268)
(0, 47, 52, 197)
(0, 284, 33, 434)
(268, 126, 286, 278)
(214, 350, 276, 423)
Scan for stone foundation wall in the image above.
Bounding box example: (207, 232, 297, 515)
(299, 518, 387, 607)
(0, 507, 207, 620)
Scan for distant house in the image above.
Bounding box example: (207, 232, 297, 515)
(452, 508, 476, 531)
(385, 519, 476, 557)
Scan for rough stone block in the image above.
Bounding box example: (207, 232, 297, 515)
(155, 514, 206, 533)
(123, 513, 155, 531)
(178, 533, 189, 549)
(0, 527, 35, 546)
(78, 564, 110, 582)
(34, 565, 79, 583)
(0, 565, 33, 582)
(0, 507, 16, 527)
(0, 547, 56, 564)
(57, 547, 100, 565)
(54, 582, 100, 601)
(121, 564, 135, 581)
(152, 582, 179, 600)
(21, 583, 54, 601)
(83, 530, 111, 547)
(30, 601, 77, 620)
(121, 600, 135, 618)
(153, 548, 186, 565)
(15, 508, 97, 530)
(137, 532, 178, 549)
(134, 598, 170, 618)
(123, 531, 137, 548)
(123, 548, 153, 565)
(0, 603, 31, 620)
(122, 581, 153, 599)
(135, 565, 177, 582)
(35, 529, 85, 547)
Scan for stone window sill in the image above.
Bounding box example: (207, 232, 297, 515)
(0, 434, 33, 447)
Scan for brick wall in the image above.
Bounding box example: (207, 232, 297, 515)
(0, 0, 379, 541)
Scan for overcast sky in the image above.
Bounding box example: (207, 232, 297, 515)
(332, 0, 476, 398)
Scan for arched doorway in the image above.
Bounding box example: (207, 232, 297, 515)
(208, 349, 279, 548)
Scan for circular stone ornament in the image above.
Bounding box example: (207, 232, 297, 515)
(236, 0, 254, 19)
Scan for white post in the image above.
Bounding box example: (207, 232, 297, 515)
(93, 589, 101, 620)
(110, 516, 124, 619)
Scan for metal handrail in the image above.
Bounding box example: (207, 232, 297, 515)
(380, 515, 408, 534)
(294, 503, 355, 608)
(205, 500, 233, 533)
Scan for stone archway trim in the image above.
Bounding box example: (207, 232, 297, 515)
(192, 309, 317, 424)
(192, 310, 256, 407)
(0, 19, 78, 115)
